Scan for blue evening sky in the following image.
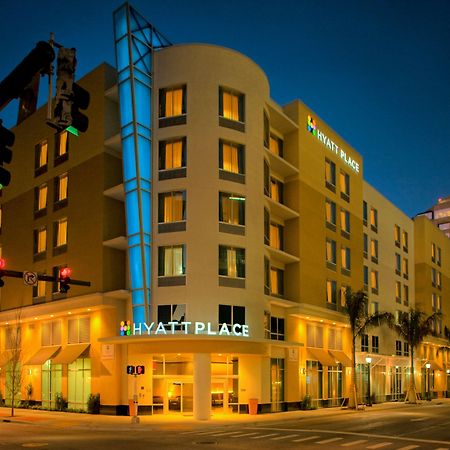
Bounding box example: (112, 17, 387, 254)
(1, 0, 449, 217)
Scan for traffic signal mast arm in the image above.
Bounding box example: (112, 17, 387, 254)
(0, 269, 91, 287)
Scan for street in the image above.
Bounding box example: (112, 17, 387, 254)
(1, 402, 450, 449)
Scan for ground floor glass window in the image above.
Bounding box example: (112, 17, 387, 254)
(68, 358, 91, 410)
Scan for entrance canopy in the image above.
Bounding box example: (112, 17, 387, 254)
(25, 346, 61, 365)
(52, 344, 90, 364)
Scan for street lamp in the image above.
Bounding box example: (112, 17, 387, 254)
(425, 363, 431, 401)
(366, 356, 372, 406)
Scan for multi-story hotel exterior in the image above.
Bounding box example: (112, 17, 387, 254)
(0, 4, 449, 419)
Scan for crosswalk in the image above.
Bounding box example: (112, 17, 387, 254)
(181, 428, 449, 449)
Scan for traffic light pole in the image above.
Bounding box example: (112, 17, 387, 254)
(0, 269, 91, 287)
(131, 374, 139, 424)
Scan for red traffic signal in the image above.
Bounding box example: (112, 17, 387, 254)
(59, 266, 72, 293)
(60, 267, 72, 278)
(136, 365, 145, 375)
(0, 257, 5, 287)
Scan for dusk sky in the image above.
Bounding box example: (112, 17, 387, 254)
(0, 0, 449, 217)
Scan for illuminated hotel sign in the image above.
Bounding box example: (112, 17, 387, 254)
(307, 115, 360, 174)
(120, 320, 250, 337)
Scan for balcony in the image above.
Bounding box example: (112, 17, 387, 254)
(265, 148, 298, 179)
(265, 196, 299, 221)
(265, 245, 299, 265)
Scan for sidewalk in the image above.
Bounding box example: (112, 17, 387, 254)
(2, 398, 449, 430)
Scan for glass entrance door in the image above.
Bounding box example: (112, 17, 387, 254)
(168, 381, 193, 414)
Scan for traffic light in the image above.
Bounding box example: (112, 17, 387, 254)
(59, 266, 72, 293)
(136, 365, 145, 375)
(0, 258, 5, 287)
(51, 47, 90, 134)
(127, 365, 135, 375)
(0, 123, 14, 188)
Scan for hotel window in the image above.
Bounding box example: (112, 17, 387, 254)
(363, 233, 368, 258)
(394, 224, 401, 247)
(263, 160, 270, 196)
(35, 139, 48, 175)
(54, 218, 68, 248)
(431, 268, 437, 286)
(326, 199, 336, 229)
(219, 246, 245, 278)
(269, 134, 283, 157)
(437, 246, 442, 265)
(395, 340, 402, 356)
(395, 281, 401, 303)
(370, 301, 379, 315)
(307, 324, 324, 348)
(270, 177, 283, 203)
(403, 285, 409, 306)
(218, 304, 245, 328)
(157, 304, 186, 330)
(41, 320, 62, 346)
(325, 158, 336, 191)
(340, 170, 350, 201)
(402, 257, 408, 279)
(370, 207, 378, 232)
(68, 317, 90, 344)
(432, 293, 441, 312)
(326, 239, 336, 267)
(270, 267, 284, 297)
(264, 311, 271, 338)
(219, 87, 244, 123)
(341, 246, 351, 273)
(340, 286, 348, 308)
(361, 334, 369, 352)
(264, 208, 270, 245)
(340, 209, 350, 237)
(54, 172, 68, 208)
(33, 278, 46, 300)
(328, 328, 343, 350)
(372, 335, 379, 354)
(54, 131, 68, 164)
(402, 230, 408, 252)
(270, 223, 284, 250)
(371, 269, 379, 294)
(219, 192, 245, 226)
(395, 253, 401, 275)
(34, 183, 48, 214)
(159, 138, 186, 172)
(404, 342, 409, 356)
(370, 238, 378, 263)
(326, 279, 337, 306)
(158, 245, 186, 277)
(219, 140, 245, 176)
(363, 201, 368, 226)
(437, 270, 442, 288)
(158, 191, 186, 223)
(270, 316, 285, 341)
(33, 226, 47, 255)
(363, 265, 369, 290)
(159, 85, 186, 118)
(263, 112, 270, 148)
(264, 257, 270, 294)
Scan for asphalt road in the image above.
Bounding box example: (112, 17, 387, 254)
(1, 403, 450, 449)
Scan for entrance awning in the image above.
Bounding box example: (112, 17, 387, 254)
(25, 346, 61, 365)
(307, 348, 336, 366)
(329, 350, 352, 367)
(51, 344, 90, 364)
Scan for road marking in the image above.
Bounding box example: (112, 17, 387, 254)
(366, 443, 392, 449)
(292, 435, 320, 443)
(195, 430, 226, 435)
(21, 445, 49, 448)
(316, 437, 344, 444)
(396, 446, 419, 450)
(250, 433, 279, 439)
(270, 434, 299, 440)
(341, 440, 369, 447)
(411, 417, 428, 422)
(210, 431, 246, 436)
(230, 432, 259, 438)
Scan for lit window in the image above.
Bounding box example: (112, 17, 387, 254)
(219, 192, 245, 226)
(371, 269, 379, 293)
(402, 257, 408, 278)
(55, 131, 68, 159)
(370, 207, 378, 230)
(340, 209, 350, 235)
(370, 301, 379, 315)
(269, 135, 283, 157)
(326, 199, 336, 226)
(159, 86, 186, 117)
(157, 304, 186, 329)
(219, 246, 245, 278)
(325, 158, 336, 189)
(55, 218, 67, 247)
(395, 281, 401, 303)
(158, 245, 185, 277)
(218, 304, 245, 327)
(437, 247, 442, 265)
(340, 286, 348, 308)
(270, 267, 284, 296)
(219, 140, 245, 174)
(33, 278, 46, 299)
(326, 239, 336, 265)
(158, 191, 186, 223)
(269, 223, 283, 250)
(35, 140, 48, 172)
(326, 279, 337, 305)
(395, 253, 401, 274)
(394, 224, 401, 245)
(370, 239, 378, 261)
(159, 138, 186, 170)
(34, 227, 47, 254)
(340, 170, 350, 200)
(36, 184, 48, 211)
(55, 173, 68, 203)
(341, 247, 351, 271)
(431, 243, 436, 262)
(219, 87, 244, 122)
(270, 178, 283, 203)
(402, 230, 408, 251)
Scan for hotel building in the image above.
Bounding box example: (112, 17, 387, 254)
(0, 4, 448, 418)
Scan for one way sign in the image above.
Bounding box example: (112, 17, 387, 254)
(23, 271, 38, 286)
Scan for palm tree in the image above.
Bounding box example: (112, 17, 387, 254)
(345, 289, 393, 408)
(392, 308, 441, 404)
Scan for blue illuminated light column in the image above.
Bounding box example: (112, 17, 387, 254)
(113, 4, 171, 323)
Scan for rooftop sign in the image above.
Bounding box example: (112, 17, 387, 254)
(307, 115, 360, 174)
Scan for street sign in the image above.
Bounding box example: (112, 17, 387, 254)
(23, 271, 38, 286)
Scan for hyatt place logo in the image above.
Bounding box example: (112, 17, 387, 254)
(307, 115, 317, 135)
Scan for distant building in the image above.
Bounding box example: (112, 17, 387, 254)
(417, 196, 450, 238)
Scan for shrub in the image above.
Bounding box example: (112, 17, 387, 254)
(87, 393, 100, 414)
(55, 392, 67, 411)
